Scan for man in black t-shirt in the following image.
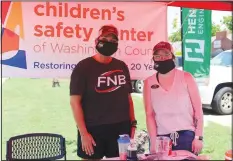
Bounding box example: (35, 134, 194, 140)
(70, 25, 137, 159)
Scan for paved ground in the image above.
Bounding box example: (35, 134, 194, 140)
(203, 108, 232, 128)
(132, 93, 232, 128)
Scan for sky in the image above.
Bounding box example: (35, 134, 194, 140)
(167, 7, 232, 35)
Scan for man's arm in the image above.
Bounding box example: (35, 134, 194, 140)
(128, 94, 136, 138)
(69, 64, 96, 155)
(70, 95, 96, 155)
(70, 95, 88, 135)
(69, 64, 88, 135)
(123, 62, 136, 138)
(143, 79, 157, 152)
(185, 72, 203, 136)
(122, 62, 135, 121)
(128, 94, 135, 121)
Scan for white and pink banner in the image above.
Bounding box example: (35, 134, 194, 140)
(1, 2, 167, 80)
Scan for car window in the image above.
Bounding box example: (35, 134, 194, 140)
(175, 57, 182, 67)
(178, 57, 182, 66)
(211, 51, 232, 66)
(211, 49, 223, 58)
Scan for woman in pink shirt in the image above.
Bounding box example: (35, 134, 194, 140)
(143, 41, 204, 155)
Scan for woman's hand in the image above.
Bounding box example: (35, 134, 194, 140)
(150, 146, 156, 154)
(192, 139, 203, 154)
(149, 140, 156, 153)
(81, 132, 96, 156)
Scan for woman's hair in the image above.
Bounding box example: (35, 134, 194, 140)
(172, 53, 176, 59)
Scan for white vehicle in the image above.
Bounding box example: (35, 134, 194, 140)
(198, 50, 232, 115)
(133, 50, 232, 115)
(131, 80, 144, 93)
(176, 50, 232, 115)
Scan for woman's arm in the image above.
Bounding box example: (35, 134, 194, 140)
(185, 72, 204, 137)
(143, 79, 157, 152)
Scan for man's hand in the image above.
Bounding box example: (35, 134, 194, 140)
(192, 139, 203, 154)
(81, 132, 96, 156)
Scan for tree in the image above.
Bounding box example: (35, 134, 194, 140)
(211, 23, 221, 36)
(222, 15, 232, 32)
(169, 17, 181, 42)
(169, 30, 181, 42)
(169, 17, 222, 42)
(172, 17, 178, 30)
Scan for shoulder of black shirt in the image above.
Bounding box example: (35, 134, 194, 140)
(74, 57, 93, 68)
(112, 58, 128, 68)
(77, 57, 93, 65)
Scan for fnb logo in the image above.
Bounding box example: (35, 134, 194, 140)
(1, 2, 27, 69)
(95, 70, 126, 93)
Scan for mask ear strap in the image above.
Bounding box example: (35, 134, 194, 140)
(156, 72, 160, 84)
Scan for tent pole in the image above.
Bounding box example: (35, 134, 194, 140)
(180, 7, 184, 68)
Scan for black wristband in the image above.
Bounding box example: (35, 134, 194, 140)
(131, 120, 137, 127)
(199, 136, 203, 141)
(195, 136, 203, 141)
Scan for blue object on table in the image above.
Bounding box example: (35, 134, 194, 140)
(118, 134, 130, 144)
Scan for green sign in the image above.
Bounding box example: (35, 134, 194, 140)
(182, 8, 211, 84)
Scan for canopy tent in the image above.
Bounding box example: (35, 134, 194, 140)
(1, 1, 232, 79)
(1, 1, 233, 11)
(166, 1, 232, 11)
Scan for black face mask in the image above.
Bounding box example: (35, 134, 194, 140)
(153, 59, 175, 74)
(96, 40, 118, 56)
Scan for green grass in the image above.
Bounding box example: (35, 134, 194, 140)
(201, 121, 232, 160)
(2, 78, 232, 160)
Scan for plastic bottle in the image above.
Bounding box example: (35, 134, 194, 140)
(127, 139, 138, 161)
(117, 134, 130, 160)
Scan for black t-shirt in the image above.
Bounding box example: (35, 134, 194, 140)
(70, 57, 133, 126)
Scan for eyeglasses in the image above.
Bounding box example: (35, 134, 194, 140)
(153, 54, 173, 61)
(153, 51, 173, 61)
